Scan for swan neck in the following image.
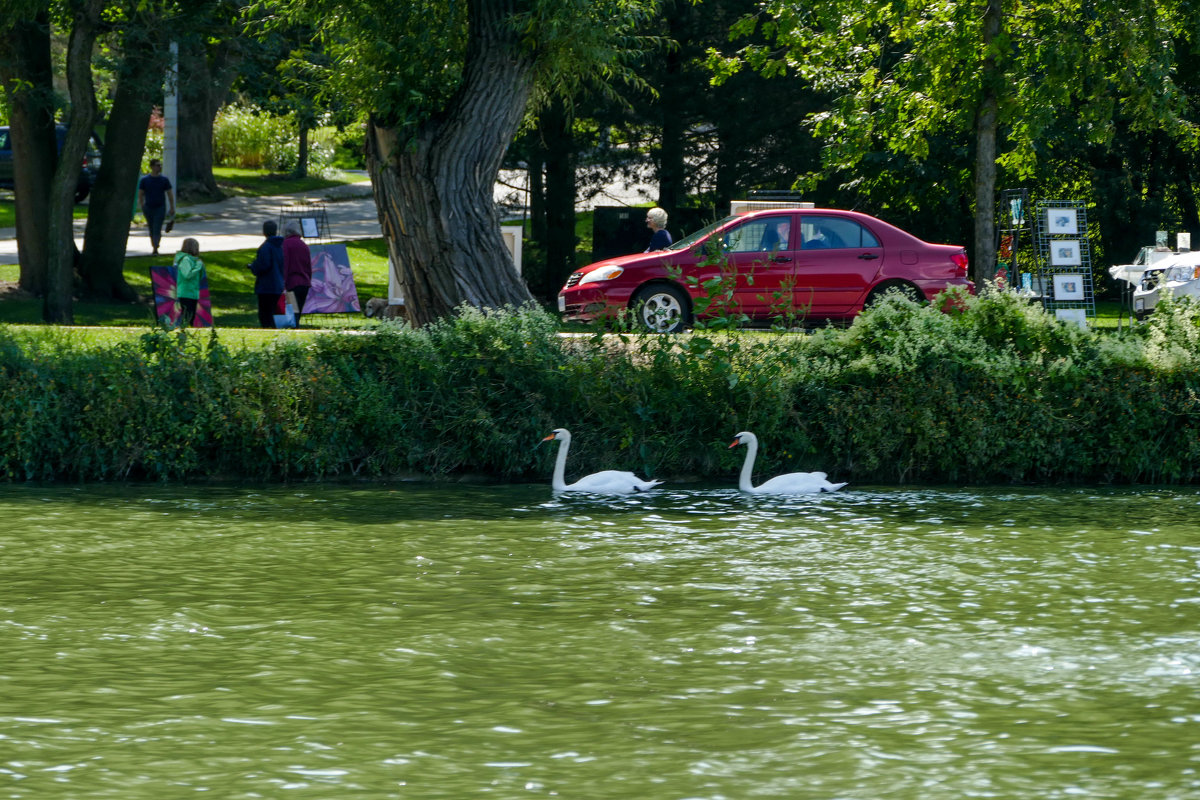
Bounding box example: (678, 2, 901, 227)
(739, 437, 758, 492)
(551, 434, 570, 491)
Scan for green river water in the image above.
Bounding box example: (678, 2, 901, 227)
(1, 483, 1197, 799)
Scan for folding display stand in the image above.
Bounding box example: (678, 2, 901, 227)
(276, 198, 362, 322)
(996, 188, 1031, 290)
(277, 199, 331, 245)
(1034, 200, 1095, 327)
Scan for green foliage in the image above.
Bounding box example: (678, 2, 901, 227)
(5, 297, 1200, 485)
(212, 104, 336, 175)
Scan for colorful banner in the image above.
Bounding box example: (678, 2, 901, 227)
(150, 266, 213, 328)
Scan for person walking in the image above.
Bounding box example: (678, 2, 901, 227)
(282, 221, 312, 325)
(139, 159, 175, 255)
(174, 238, 206, 328)
(248, 220, 285, 328)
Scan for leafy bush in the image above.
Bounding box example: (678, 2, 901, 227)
(3, 297, 1200, 485)
(212, 104, 336, 176)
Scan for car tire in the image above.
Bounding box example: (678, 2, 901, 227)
(632, 283, 689, 333)
(74, 182, 90, 204)
(865, 281, 924, 308)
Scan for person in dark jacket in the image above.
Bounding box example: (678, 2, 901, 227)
(644, 207, 672, 252)
(248, 220, 285, 328)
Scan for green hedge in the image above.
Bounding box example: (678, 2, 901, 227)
(3, 292, 1200, 484)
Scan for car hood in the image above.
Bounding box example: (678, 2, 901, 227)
(574, 250, 681, 275)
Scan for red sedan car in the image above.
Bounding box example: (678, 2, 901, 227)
(557, 207, 972, 332)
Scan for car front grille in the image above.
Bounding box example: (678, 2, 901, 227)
(565, 273, 583, 289)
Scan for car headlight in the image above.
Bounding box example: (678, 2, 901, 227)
(577, 265, 624, 285)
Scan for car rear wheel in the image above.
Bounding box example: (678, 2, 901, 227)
(632, 284, 689, 333)
(865, 281, 924, 308)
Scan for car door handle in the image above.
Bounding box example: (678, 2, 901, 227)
(858, 253, 879, 260)
(771, 256, 793, 263)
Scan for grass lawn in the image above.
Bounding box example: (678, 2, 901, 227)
(0, 238, 390, 333)
(212, 167, 366, 197)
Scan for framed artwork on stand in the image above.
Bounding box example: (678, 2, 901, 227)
(1050, 240, 1082, 266)
(1053, 274, 1085, 301)
(1047, 208, 1078, 235)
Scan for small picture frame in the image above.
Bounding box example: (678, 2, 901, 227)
(1053, 273, 1085, 301)
(1050, 240, 1081, 266)
(1055, 308, 1088, 328)
(1047, 208, 1078, 235)
(301, 217, 320, 238)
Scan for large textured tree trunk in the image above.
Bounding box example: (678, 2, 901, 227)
(45, 0, 105, 324)
(0, 11, 57, 296)
(80, 35, 164, 301)
(367, 0, 535, 326)
(972, 0, 1002, 285)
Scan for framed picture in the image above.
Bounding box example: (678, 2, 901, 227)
(1047, 208, 1078, 235)
(301, 217, 320, 238)
(1053, 273, 1085, 301)
(1050, 240, 1082, 266)
(1055, 308, 1088, 328)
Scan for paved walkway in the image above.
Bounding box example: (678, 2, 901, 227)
(0, 168, 658, 266)
(0, 179, 379, 266)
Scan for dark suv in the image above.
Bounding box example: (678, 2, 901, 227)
(0, 124, 103, 203)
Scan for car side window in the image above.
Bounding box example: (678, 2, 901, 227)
(800, 216, 880, 249)
(0, 130, 8, 150)
(724, 216, 792, 253)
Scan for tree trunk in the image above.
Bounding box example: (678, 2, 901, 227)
(367, 0, 535, 326)
(79, 35, 163, 301)
(294, 120, 310, 178)
(176, 36, 241, 202)
(45, 0, 105, 324)
(972, 0, 1002, 285)
(541, 98, 577, 291)
(0, 11, 56, 296)
(657, 52, 686, 210)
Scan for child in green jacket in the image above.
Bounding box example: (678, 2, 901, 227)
(174, 238, 206, 327)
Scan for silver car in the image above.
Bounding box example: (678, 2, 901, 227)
(1132, 252, 1200, 319)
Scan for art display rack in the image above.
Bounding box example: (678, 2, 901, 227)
(277, 199, 331, 245)
(1034, 200, 1094, 327)
(996, 188, 1031, 288)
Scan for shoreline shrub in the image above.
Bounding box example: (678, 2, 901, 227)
(2, 298, 1200, 484)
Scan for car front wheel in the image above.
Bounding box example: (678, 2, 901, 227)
(632, 284, 689, 333)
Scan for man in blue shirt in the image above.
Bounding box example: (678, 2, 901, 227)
(138, 159, 175, 255)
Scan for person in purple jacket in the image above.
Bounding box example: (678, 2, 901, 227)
(282, 221, 313, 325)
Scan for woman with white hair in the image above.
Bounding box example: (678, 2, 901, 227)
(282, 220, 313, 325)
(644, 207, 672, 252)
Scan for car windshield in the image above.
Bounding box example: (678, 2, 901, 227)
(665, 215, 740, 251)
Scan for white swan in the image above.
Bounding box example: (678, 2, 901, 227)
(542, 428, 663, 493)
(729, 431, 847, 494)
